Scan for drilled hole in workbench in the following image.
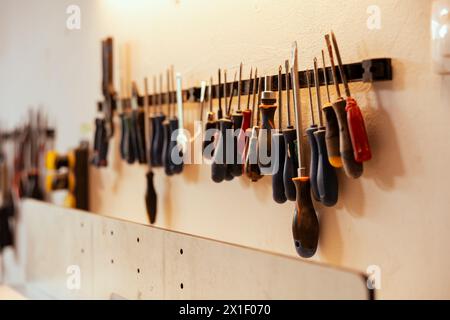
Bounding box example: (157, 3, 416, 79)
(137, 268, 141, 274)
(180, 283, 184, 289)
(137, 237, 140, 243)
(80, 222, 84, 228)
(110, 231, 114, 236)
(81, 248, 84, 254)
(180, 249, 183, 255)
(111, 259, 114, 264)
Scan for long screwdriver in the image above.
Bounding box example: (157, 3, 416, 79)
(143, 77, 157, 224)
(151, 74, 166, 167)
(314, 58, 338, 207)
(325, 34, 363, 179)
(320, 50, 342, 168)
(224, 71, 237, 181)
(291, 42, 319, 259)
(240, 68, 256, 165)
(230, 63, 244, 177)
(272, 66, 287, 204)
(305, 69, 320, 201)
(162, 70, 174, 176)
(331, 32, 372, 163)
(132, 82, 147, 164)
(202, 78, 217, 160)
(171, 66, 184, 175)
(283, 60, 298, 201)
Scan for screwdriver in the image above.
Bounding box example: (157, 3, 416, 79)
(150, 75, 166, 167)
(331, 32, 372, 163)
(175, 72, 186, 174)
(217, 69, 224, 119)
(162, 70, 174, 176)
(325, 34, 363, 179)
(320, 50, 342, 168)
(258, 75, 277, 175)
(230, 63, 244, 177)
(272, 66, 287, 204)
(237, 68, 253, 158)
(245, 76, 263, 182)
(305, 69, 320, 201)
(131, 82, 147, 164)
(143, 77, 157, 224)
(283, 60, 299, 201)
(291, 41, 319, 259)
(314, 57, 338, 207)
(202, 78, 217, 160)
(169, 66, 184, 175)
(224, 71, 237, 181)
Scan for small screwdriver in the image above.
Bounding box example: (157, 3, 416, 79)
(224, 71, 237, 182)
(313, 58, 338, 207)
(230, 63, 244, 177)
(202, 78, 218, 160)
(325, 34, 363, 179)
(331, 31, 371, 163)
(291, 42, 319, 259)
(240, 68, 256, 165)
(170, 66, 184, 175)
(131, 82, 147, 164)
(283, 60, 299, 201)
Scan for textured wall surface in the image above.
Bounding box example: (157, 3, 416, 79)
(1, 0, 450, 299)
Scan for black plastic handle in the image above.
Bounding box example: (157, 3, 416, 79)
(258, 105, 277, 174)
(306, 125, 320, 201)
(332, 99, 363, 179)
(314, 128, 339, 207)
(322, 104, 342, 169)
(93, 118, 109, 167)
(151, 114, 166, 167)
(292, 177, 319, 258)
(169, 118, 184, 175)
(202, 120, 218, 160)
(245, 127, 262, 182)
(271, 132, 287, 204)
(134, 110, 147, 164)
(162, 121, 173, 176)
(230, 112, 244, 177)
(145, 170, 157, 224)
(119, 113, 127, 160)
(211, 119, 232, 183)
(283, 128, 298, 201)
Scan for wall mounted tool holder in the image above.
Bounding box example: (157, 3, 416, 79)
(98, 58, 392, 112)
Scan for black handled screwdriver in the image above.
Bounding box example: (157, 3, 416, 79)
(224, 71, 236, 182)
(168, 66, 184, 175)
(174, 70, 186, 175)
(230, 63, 244, 177)
(305, 69, 320, 201)
(314, 57, 338, 207)
(202, 78, 218, 160)
(150, 74, 166, 167)
(131, 82, 147, 164)
(272, 66, 287, 204)
(283, 60, 298, 201)
(241, 68, 257, 167)
(162, 69, 174, 176)
(143, 77, 157, 224)
(291, 41, 319, 259)
(325, 34, 363, 179)
(238, 67, 253, 160)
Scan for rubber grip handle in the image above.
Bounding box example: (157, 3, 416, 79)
(346, 97, 372, 162)
(96, 118, 109, 167)
(292, 177, 319, 258)
(245, 127, 263, 182)
(272, 132, 287, 204)
(145, 170, 157, 224)
(306, 125, 320, 202)
(91, 118, 101, 166)
(322, 104, 342, 168)
(238, 110, 252, 155)
(258, 105, 277, 173)
(283, 128, 298, 201)
(162, 121, 173, 176)
(314, 129, 339, 207)
(169, 118, 184, 175)
(119, 113, 127, 160)
(211, 119, 232, 183)
(332, 99, 363, 179)
(230, 113, 244, 177)
(135, 110, 147, 164)
(125, 114, 136, 164)
(151, 115, 166, 167)
(202, 120, 218, 160)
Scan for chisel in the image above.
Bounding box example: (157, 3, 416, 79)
(325, 34, 363, 179)
(331, 31, 371, 163)
(272, 66, 287, 204)
(283, 60, 298, 201)
(314, 57, 338, 207)
(291, 41, 319, 259)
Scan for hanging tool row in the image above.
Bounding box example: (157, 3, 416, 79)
(93, 32, 391, 258)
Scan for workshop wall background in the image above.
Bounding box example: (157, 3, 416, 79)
(1, 0, 449, 299)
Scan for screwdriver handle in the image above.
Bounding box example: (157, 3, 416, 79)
(169, 118, 184, 175)
(230, 113, 244, 177)
(292, 177, 319, 258)
(333, 99, 363, 179)
(283, 128, 298, 201)
(211, 119, 232, 183)
(322, 104, 342, 168)
(346, 98, 372, 162)
(202, 119, 218, 160)
(135, 110, 147, 164)
(306, 125, 320, 201)
(238, 110, 252, 155)
(314, 128, 338, 207)
(93, 118, 109, 167)
(162, 121, 173, 176)
(258, 105, 277, 174)
(124, 114, 135, 164)
(119, 113, 127, 160)
(145, 170, 157, 224)
(272, 132, 287, 204)
(151, 115, 166, 167)
(245, 127, 263, 182)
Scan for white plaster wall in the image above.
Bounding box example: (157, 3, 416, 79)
(1, 0, 449, 299)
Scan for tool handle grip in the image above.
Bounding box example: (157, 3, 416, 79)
(162, 122, 173, 176)
(245, 127, 263, 182)
(211, 120, 232, 183)
(119, 114, 127, 160)
(151, 115, 166, 167)
(238, 110, 252, 156)
(283, 128, 298, 201)
(202, 121, 218, 160)
(333, 99, 363, 178)
(346, 98, 372, 162)
(230, 114, 244, 177)
(135, 110, 147, 164)
(306, 126, 320, 201)
(292, 177, 319, 258)
(168, 119, 184, 175)
(145, 171, 157, 224)
(322, 104, 342, 168)
(314, 129, 339, 207)
(258, 106, 277, 173)
(272, 133, 287, 204)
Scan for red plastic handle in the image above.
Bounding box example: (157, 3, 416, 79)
(346, 97, 372, 162)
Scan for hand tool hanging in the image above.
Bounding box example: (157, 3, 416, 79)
(151, 75, 166, 167)
(237, 67, 254, 163)
(230, 63, 245, 177)
(305, 69, 320, 202)
(131, 82, 147, 164)
(242, 69, 258, 176)
(325, 34, 363, 179)
(202, 78, 218, 160)
(0, 136, 14, 251)
(320, 50, 342, 169)
(224, 70, 237, 182)
(331, 32, 372, 163)
(162, 71, 174, 175)
(258, 75, 277, 175)
(195, 81, 207, 143)
(272, 66, 287, 204)
(245, 76, 263, 182)
(291, 42, 319, 259)
(283, 60, 299, 201)
(25, 110, 44, 200)
(175, 73, 187, 173)
(143, 78, 157, 224)
(314, 57, 338, 207)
